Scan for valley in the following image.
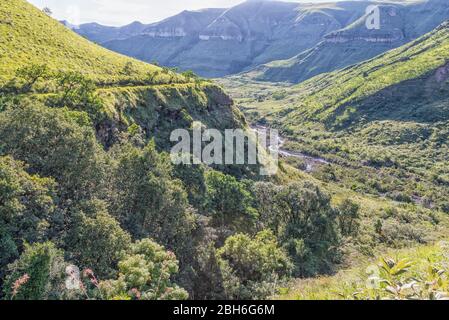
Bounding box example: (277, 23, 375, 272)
(1, 0, 449, 302)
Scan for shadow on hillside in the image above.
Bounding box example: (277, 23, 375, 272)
(327, 72, 449, 129)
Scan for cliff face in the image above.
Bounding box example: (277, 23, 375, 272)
(141, 9, 226, 39)
(70, 0, 369, 77)
(69, 0, 449, 79)
(323, 5, 406, 44)
(241, 1, 449, 84)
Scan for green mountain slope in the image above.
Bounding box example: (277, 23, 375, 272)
(274, 22, 449, 127)
(0, 0, 166, 86)
(0, 0, 247, 158)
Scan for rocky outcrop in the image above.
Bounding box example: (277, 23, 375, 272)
(324, 32, 404, 44)
(144, 28, 188, 38)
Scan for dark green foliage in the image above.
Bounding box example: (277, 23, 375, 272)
(173, 161, 208, 211)
(65, 200, 132, 278)
(205, 170, 258, 233)
(254, 181, 341, 277)
(13, 64, 50, 93)
(0, 156, 56, 281)
(188, 243, 227, 300)
(217, 230, 292, 300)
(0, 103, 106, 201)
(48, 71, 106, 123)
(3, 242, 66, 300)
(0, 0, 309, 301)
(337, 199, 361, 237)
(110, 142, 195, 258)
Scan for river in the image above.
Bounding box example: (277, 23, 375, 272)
(251, 125, 330, 172)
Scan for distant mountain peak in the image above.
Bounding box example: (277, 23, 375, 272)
(66, 0, 449, 78)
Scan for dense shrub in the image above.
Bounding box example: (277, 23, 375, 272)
(0, 156, 57, 281)
(65, 200, 131, 279)
(217, 230, 292, 300)
(110, 142, 195, 260)
(99, 239, 188, 300)
(3, 242, 66, 300)
(0, 103, 106, 202)
(254, 181, 342, 276)
(205, 170, 258, 234)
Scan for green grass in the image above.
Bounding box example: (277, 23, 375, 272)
(0, 0, 186, 86)
(232, 21, 449, 126)
(277, 241, 449, 300)
(0, 0, 249, 155)
(97, 82, 244, 146)
(274, 161, 449, 257)
(220, 22, 449, 287)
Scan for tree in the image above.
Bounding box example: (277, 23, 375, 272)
(122, 62, 136, 76)
(205, 170, 258, 233)
(110, 142, 194, 259)
(3, 242, 66, 300)
(0, 103, 106, 202)
(52, 71, 104, 122)
(275, 182, 342, 276)
(42, 7, 53, 16)
(253, 181, 342, 276)
(217, 230, 292, 299)
(181, 70, 200, 83)
(14, 64, 50, 93)
(337, 199, 361, 237)
(173, 159, 207, 211)
(0, 156, 57, 282)
(65, 200, 132, 278)
(99, 239, 188, 300)
(252, 182, 283, 231)
(188, 242, 227, 300)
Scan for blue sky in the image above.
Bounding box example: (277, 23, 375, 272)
(27, 0, 333, 26)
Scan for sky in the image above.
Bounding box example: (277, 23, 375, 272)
(27, 0, 333, 26)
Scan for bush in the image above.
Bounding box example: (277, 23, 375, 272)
(65, 200, 132, 278)
(0, 156, 56, 280)
(217, 230, 293, 300)
(3, 242, 66, 300)
(254, 181, 342, 276)
(99, 239, 188, 300)
(337, 199, 361, 237)
(0, 103, 106, 202)
(205, 170, 258, 234)
(110, 142, 194, 261)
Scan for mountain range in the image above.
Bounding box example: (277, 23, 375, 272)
(67, 0, 449, 80)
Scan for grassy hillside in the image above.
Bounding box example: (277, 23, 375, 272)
(263, 21, 449, 127)
(277, 240, 449, 300)
(0, 0, 182, 86)
(0, 0, 249, 152)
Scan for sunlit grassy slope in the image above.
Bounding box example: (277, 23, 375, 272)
(229, 21, 449, 128)
(0, 0, 249, 161)
(277, 241, 449, 300)
(0, 0, 172, 86)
